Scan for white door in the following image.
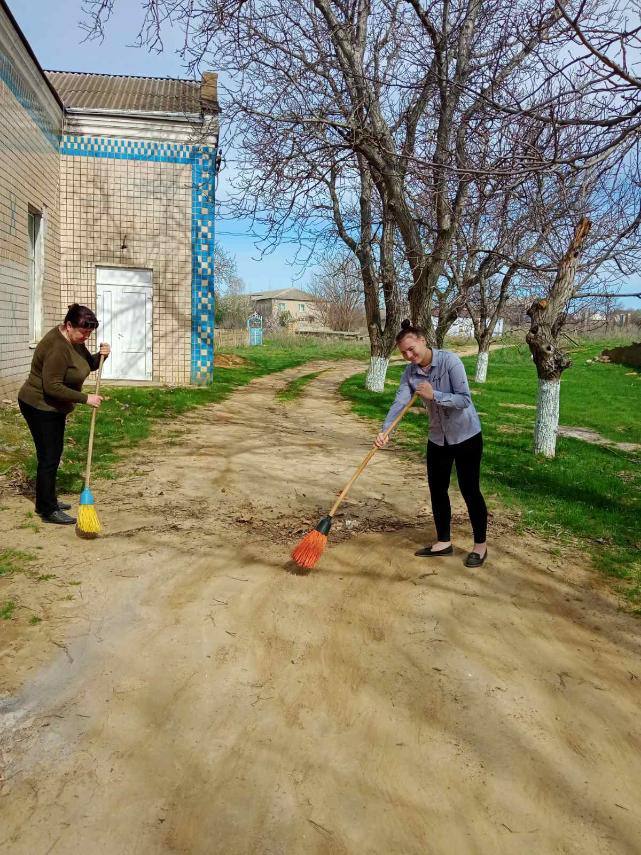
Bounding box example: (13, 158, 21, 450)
(96, 268, 153, 381)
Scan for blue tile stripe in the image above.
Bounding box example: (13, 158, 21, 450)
(0, 50, 60, 149)
(60, 133, 194, 163)
(60, 132, 217, 384)
(191, 148, 216, 384)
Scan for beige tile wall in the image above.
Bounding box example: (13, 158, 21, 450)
(59, 153, 193, 385)
(0, 80, 61, 399)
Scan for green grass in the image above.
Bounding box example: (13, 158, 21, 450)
(0, 406, 32, 475)
(0, 338, 368, 494)
(18, 511, 41, 533)
(0, 600, 16, 620)
(0, 549, 36, 578)
(341, 342, 641, 606)
(276, 369, 328, 402)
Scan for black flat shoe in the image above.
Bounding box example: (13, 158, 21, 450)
(42, 510, 76, 525)
(464, 550, 488, 568)
(37, 502, 71, 516)
(414, 545, 454, 557)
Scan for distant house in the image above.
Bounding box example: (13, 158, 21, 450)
(249, 288, 322, 329)
(444, 316, 504, 338)
(429, 307, 504, 339)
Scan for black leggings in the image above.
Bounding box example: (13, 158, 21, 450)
(426, 432, 487, 543)
(19, 399, 67, 517)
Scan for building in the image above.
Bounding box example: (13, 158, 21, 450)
(249, 287, 322, 329)
(0, 0, 63, 399)
(0, 0, 219, 399)
(444, 316, 504, 338)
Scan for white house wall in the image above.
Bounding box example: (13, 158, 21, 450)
(0, 3, 62, 398)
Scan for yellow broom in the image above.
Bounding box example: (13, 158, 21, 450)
(76, 354, 105, 539)
(291, 393, 418, 569)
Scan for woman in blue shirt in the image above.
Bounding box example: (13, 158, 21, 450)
(375, 320, 488, 567)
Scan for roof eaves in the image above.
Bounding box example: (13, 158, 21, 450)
(65, 106, 204, 122)
(44, 69, 200, 84)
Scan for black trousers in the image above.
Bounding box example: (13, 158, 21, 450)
(426, 431, 487, 543)
(19, 399, 67, 517)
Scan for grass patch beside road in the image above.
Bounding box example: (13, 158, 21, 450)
(0, 338, 368, 496)
(276, 369, 329, 402)
(341, 342, 641, 607)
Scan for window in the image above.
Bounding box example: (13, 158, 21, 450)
(28, 210, 44, 343)
(278, 302, 286, 310)
(299, 303, 305, 312)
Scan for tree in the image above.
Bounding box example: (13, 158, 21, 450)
(526, 219, 591, 456)
(494, 0, 641, 170)
(323, 156, 403, 390)
(84, 0, 641, 418)
(82, 0, 570, 337)
(310, 252, 364, 331)
(451, 159, 549, 382)
(522, 163, 641, 457)
(277, 309, 293, 328)
(213, 244, 252, 328)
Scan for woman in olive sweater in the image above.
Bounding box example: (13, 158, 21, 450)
(18, 304, 110, 524)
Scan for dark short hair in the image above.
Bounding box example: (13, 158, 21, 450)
(395, 318, 427, 344)
(64, 303, 99, 330)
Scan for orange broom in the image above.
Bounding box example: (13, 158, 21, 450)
(291, 393, 418, 569)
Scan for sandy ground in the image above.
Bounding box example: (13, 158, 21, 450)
(1, 360, 640, 855)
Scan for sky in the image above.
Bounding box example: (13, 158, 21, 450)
(10, 1, 641, 309)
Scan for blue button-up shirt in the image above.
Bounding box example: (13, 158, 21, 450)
(382, 349, 481, 446)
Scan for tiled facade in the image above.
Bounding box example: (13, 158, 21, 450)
(60, 143, 193, 385)
(0, 17, 63, 399)
(0, 2, 219, 396)
(58, 135, 216, 385)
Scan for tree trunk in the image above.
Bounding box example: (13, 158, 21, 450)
(365, 355, 390, 392)
(533, 379, 560, 457)
(341, 159, 399, 394)
(475, 348, 489, 382)
(525, 217, 591, 458)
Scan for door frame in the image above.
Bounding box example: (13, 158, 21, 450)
(96, 266, 153, 381)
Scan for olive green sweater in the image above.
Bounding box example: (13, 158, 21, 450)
(19, 327, 103, 414)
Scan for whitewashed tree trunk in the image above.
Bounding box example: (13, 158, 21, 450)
(475, 350, 489, 383)
(365, 356, 389, 392)
(526, 219, 591, 459)
(533, 378, 560, 457)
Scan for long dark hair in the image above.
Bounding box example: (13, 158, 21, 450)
(64, 303, 99, 330)
(395, 318, 427, 344)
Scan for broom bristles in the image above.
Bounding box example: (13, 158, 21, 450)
(291, 529, 327, 569)
(76, 503, 101, 536)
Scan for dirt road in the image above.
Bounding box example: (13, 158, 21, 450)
(1, 361, 640, 854)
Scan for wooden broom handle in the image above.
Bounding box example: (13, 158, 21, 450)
(84, 354, 105, 488)
(329, 392, 418, 517)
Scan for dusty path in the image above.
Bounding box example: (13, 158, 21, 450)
(1, 361, 640, 854)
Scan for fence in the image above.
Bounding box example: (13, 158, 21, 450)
(214, 328, 249, 348)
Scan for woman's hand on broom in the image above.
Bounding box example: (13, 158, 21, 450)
(416, 381, 434, 401)
(87, 394, 104, 408)
(374, 432, 389, 449)
(99, 342, 111, 357)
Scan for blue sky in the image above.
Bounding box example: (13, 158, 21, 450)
(11, 1, 641, 308)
